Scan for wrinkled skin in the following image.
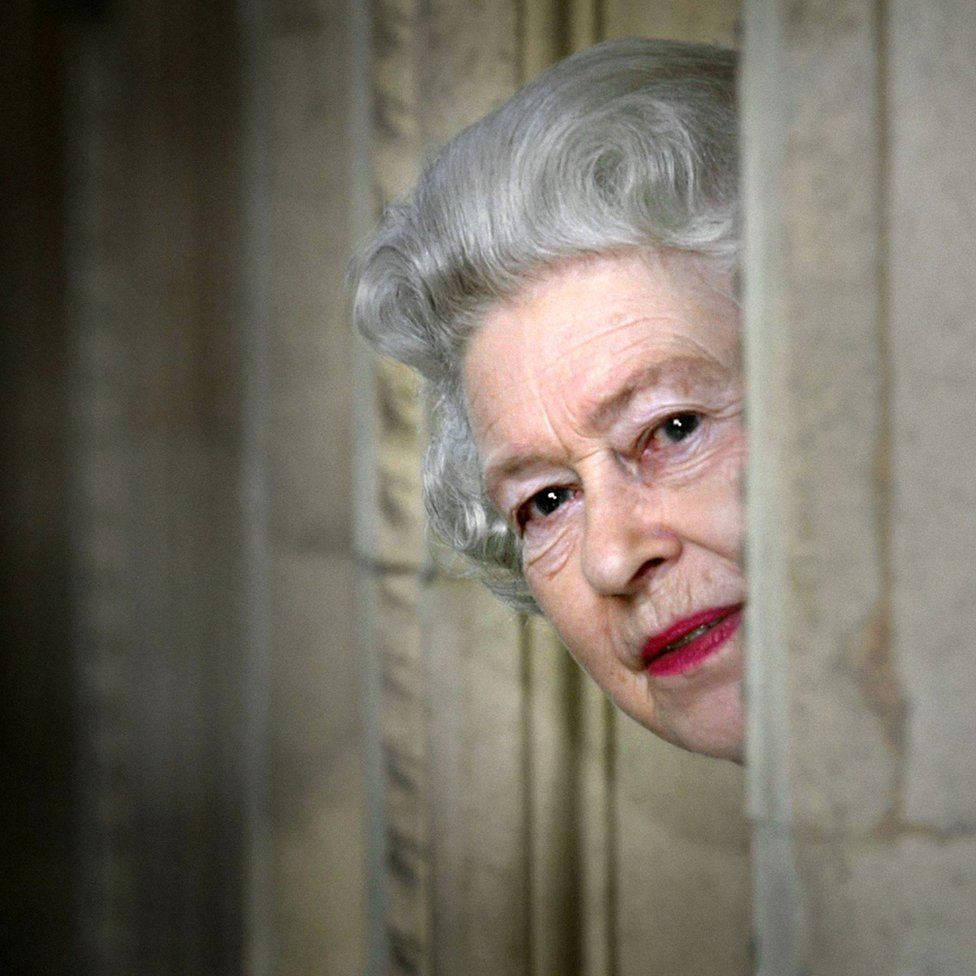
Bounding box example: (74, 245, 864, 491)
(464, 249, 746, 761)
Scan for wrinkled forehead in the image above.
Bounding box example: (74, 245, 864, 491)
(463, 250, 740, 404)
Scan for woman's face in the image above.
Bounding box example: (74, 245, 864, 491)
(464, 250, 746, 760)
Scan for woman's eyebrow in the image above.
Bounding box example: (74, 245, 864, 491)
(585, 354, 726, 430)
(482, 451, 550, 504)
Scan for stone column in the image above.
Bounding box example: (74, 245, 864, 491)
(254, 1, 367, 972)
(743, 1, 976, 972)
(69, 0, 370, 972)
(68, 3, 251, 971)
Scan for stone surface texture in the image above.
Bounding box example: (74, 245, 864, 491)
(67, 0, 368, 973)
(604, 0, 740, 44)
(744, 0, 976, 973)
(69, 5, 251, 972)
(263, 4, 367, 972)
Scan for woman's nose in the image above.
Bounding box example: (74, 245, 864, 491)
(580, 475, 683, 596)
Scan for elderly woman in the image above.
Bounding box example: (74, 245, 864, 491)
(353, 39, 744, 762)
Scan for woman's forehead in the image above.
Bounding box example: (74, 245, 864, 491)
(464, 251, 740, 408)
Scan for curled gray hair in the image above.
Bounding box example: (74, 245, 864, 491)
(352, 38, 738, 612)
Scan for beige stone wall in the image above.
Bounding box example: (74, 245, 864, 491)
(261, 2, 366, 971)
(743, 1, 976, 973)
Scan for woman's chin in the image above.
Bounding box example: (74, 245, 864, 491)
(648, 678, 745, 762)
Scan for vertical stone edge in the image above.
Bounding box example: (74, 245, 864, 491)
(369, 0, 426, 571)
(357, 2, 432, 973)
(423, 579, 529, 975)
(237, 2, 272, 975)
(740, 1, 807, 973)
(66, 22, 138, 972)
(524, 616, 583, 976)
(348, 0, 396, 970)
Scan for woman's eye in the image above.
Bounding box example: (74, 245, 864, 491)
(521, 486, 574, 525)
(653, 411, 701, 445)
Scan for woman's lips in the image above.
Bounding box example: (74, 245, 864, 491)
(641, 604, 743, 677)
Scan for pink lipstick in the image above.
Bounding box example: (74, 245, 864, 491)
(641, 604, 743, 677)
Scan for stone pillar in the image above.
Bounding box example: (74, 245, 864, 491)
(68, 0, 369, 972)
(256, 2, 367, 972)
(743, 1, 976, 972)
(68, 3, 251, 971)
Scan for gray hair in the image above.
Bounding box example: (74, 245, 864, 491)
(352, 38, 738, 612)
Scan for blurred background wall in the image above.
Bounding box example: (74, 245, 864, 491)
(4, 1, 368, 972)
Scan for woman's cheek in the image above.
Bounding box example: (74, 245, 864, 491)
(698, 433, 746, 560)
(523, 517, 578, 589)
